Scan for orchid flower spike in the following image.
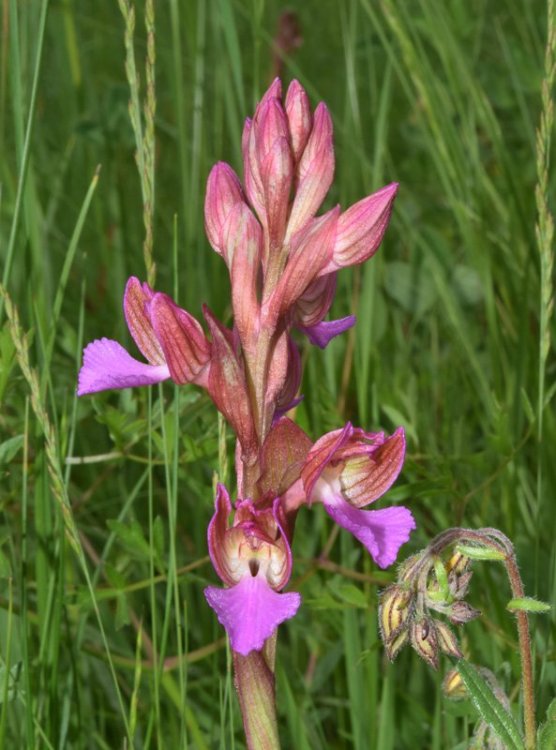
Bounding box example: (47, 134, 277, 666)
(204, 78, 398, 354)
(301, 424, 415, 568)
(204, 485, 301, 656)
(77, 277, 210, 396)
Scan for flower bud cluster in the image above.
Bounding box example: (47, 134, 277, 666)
(379, 548, 481, 670)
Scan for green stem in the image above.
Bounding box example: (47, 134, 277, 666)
(233, 646, 280, 750)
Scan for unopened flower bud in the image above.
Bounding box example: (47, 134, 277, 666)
(442, 668, 467, 700)
(410, 616, 439, 670)
(379, 585, 413, 647)
(204, 162, 245, 258)
(446, 551, 471, 577)
(384, 628, 409, 662)
(449, 569, 473, 600)
(286, 103, 335, 237)
(435, 621, 463, 659)
(285, 79, 312, 162)
(448, 601, 481, 625)
(398, 552, 426, 583)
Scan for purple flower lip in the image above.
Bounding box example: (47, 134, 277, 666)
(324, 500, 416, 569)
(298, 315, 356, 349)
(204, 576, 300, 656)
(77, 337, 171, 396)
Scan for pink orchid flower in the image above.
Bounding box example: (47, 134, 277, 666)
(301, 424, 415, 568)
(78, 277, 210, 396)
(204, 485, 300, 656)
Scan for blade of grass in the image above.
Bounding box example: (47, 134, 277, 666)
(1, 0, 49, 313)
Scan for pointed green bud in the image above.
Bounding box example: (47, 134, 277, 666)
(426, 583, 447, 604)
(507, 597, 551, 614)
(455, 544, 506, 562)
(432, 556, 451, 601)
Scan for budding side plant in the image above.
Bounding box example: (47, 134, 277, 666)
(379, 530, 554, 750)
(77, 79, 553, 750)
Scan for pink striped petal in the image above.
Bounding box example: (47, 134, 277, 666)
(322, 182, 398, 273)
(324, 497, 415, 568)
(227, 203, 263, 348)
(285, 79, 312, 162)
(339, 427, 406, 507)
(261, 136, 293, 249)
(77, 338, 170, 395)
(204, 307, 257, 454)
(293, 273, 337, 328)
(204, 576, 301, 656)
(204, 162, 245, 257)
(274, 337, 302, 417)
(256, 97, 290, 165)
(123, 277, 165, 366)
(150, 294, 211, 385)
(207, 484, 236, 586)
(242, 117, 265, 219)
(301, 423, 354, 500)
(270, 207, 339, 320)
(286, 103, 335, 237)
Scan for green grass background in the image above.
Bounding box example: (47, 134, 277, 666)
(1, 0, 555, 747)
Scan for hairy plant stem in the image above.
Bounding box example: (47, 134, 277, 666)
(233, 640, 280, 750)
(421, 528, 536, 749)
(504, 552, 536, 750)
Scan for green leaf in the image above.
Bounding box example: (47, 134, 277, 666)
(0, 435, 24, 464)
(455, 544, 506, 561)
(106, 519, 151, 561)
(507, 597, 551, 614)
(520, 387, 536, 425)
(538, 697, 556, 750)
(115, 592, 130, 630)
(384, 260, 437, 317)
(0, 324, 16, 403)
(0, 548, 11, 578)
(335, 583, 368, 608)
(0, 662, 21, 704)
(103, 563, 127, 590)
(455, 660, 524, 750)
(452, 264, 483, 305)
(152, 515, 166, 571)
